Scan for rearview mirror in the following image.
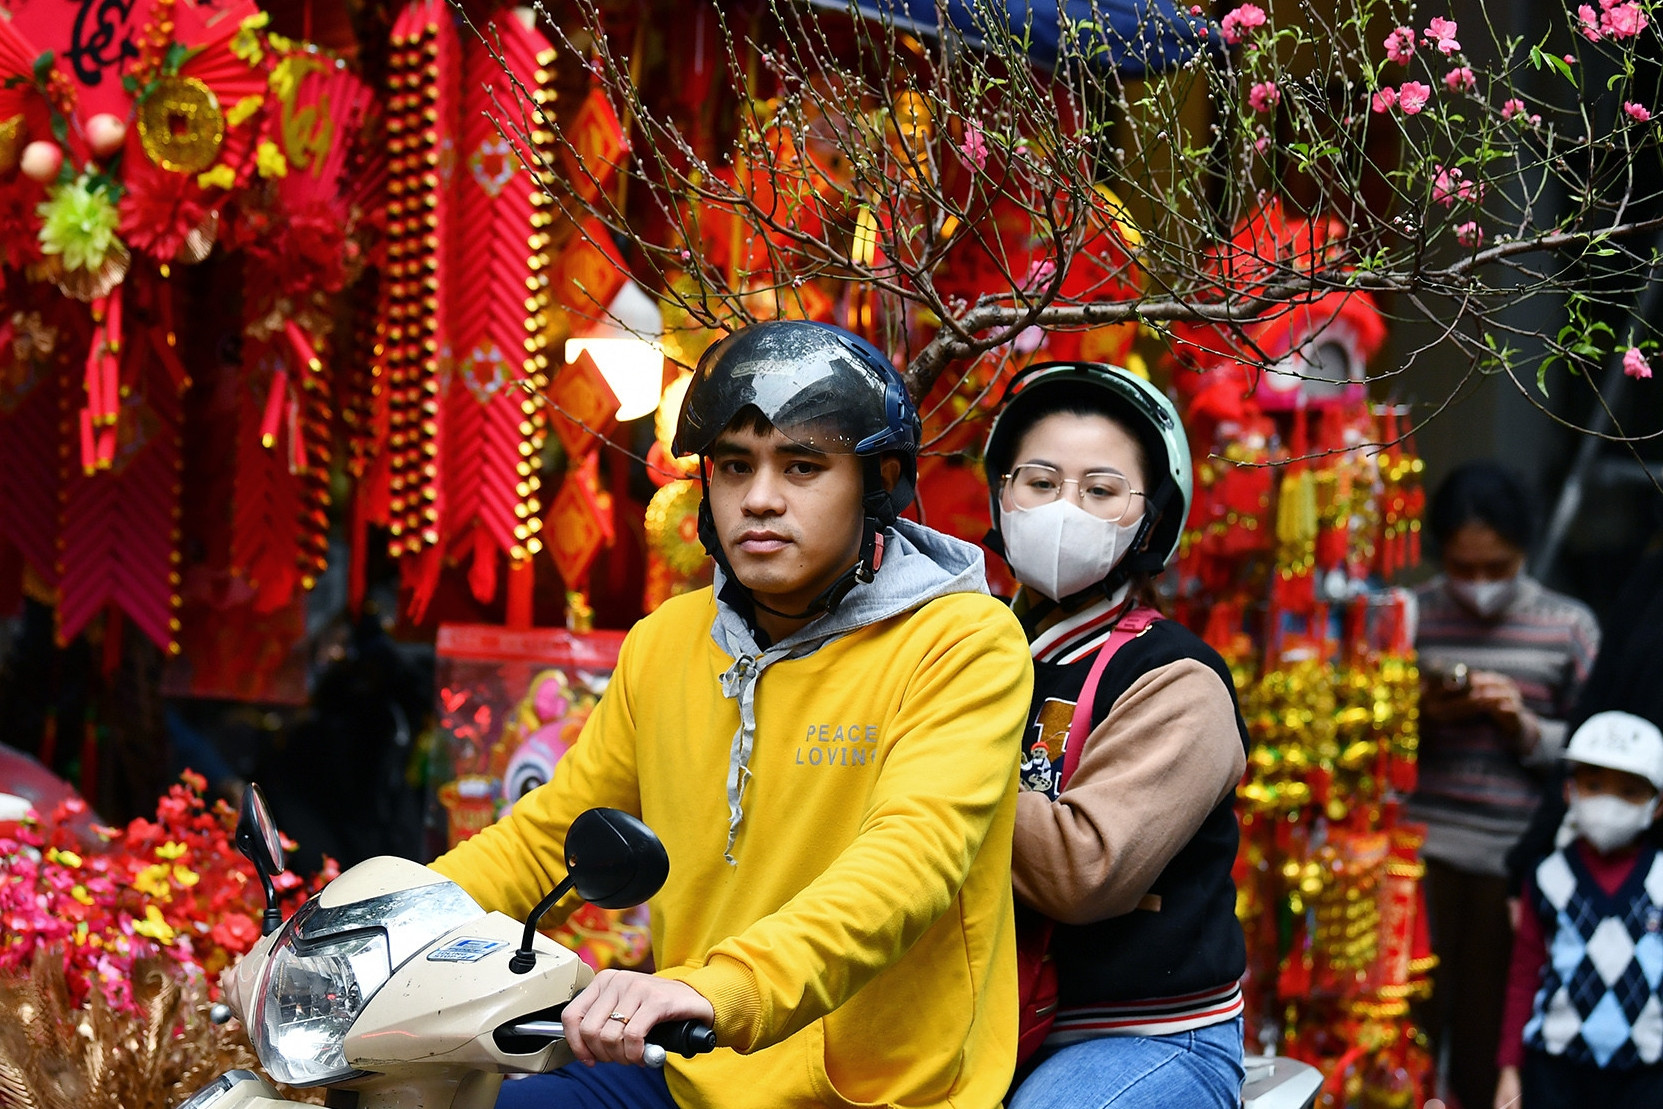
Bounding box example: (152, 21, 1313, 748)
(234, 783, 286, 935)
(235, 783, 286, 876)
(510, 807, 669, 973)
(564, 807, 670, 909)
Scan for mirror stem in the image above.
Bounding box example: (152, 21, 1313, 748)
(510, 876, 574, 974)
(258, 868, 282, 936)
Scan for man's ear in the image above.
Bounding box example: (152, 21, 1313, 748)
(879, 455, 902, 492)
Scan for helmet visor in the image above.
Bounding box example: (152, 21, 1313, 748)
(673, 328, 894, 457)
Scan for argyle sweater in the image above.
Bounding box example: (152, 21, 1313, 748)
(1521, 844, 1663, 1068)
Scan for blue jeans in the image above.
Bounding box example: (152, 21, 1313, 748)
(1010, 1016, 1245, 1109)
(495, 1063, 676, 1109)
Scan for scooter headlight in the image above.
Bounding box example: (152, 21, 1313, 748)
(252, 927, 391, 1086)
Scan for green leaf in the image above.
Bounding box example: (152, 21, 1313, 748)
(163, 41, 192, 74)
(32, 51, 55, 86)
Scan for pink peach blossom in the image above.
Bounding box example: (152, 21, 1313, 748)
(1602, 1, 1648, 37)
(1384, 27, 1416, 63)
(1445, 66, 1476, 92)
(1431, 165, 1481, 206)
(1221, 3, 1267, 44)
(1624, 347, 1653, 379)
(1424, 17, 1461, 54)
(1372, 87, 1399, 113)
(1578, 4, 1604, 39)
(1455, 221, 1483, 248)
(1398, 81, 1433, 114)
(958, 121, 989, 171)
(1625, 101, 1653, 122)
(1249, 81, 1281, 111)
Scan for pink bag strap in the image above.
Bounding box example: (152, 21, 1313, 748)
(1059, 607, 1162, 788)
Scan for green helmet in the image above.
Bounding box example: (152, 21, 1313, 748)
(983, 362, 1193, 578)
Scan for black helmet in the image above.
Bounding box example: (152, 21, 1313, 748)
(984, 362, 1193, 585)
(675, 320, 920, 519)
(674, 320, 922, 618)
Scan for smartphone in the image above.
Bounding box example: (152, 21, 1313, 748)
(1426, 661, 1471, 693)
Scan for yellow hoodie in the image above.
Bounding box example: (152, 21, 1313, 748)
(429, 580, 1030, 1108)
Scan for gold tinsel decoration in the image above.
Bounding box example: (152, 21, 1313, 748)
(644, 479, 707, 577)
(0, 949, 323, 1109)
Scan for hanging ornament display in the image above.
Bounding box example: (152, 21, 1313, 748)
(443, 12, 561, 604)
(1166, 201, 1433, 1102)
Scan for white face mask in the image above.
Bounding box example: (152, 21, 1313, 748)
(1562, 788, 1659, 854)
(1000, 499, 1142, 601)
(1447, 575, 1520, 619)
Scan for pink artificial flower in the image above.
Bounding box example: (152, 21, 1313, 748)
(1372, 87, 1399, 112)
(958, 121, 989, 171)
(1221, 3, 1267, 44)
(1425, 16, 1461, 54)
(1578, 4, 1604, 39)
(1384, 27, 1416, 64)
(1603, 2, 1649, 37)
(1625, 101, 1654, 122)
(1398, 81, 1433, 114)
(1249, 81, 1281, 111)
(1455, 221, 1483, 248)
(1623, 346, 1653, 379)
(1445, 66, 1476, 92)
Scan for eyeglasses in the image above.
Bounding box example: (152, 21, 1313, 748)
(1002, 464, 1147, 523)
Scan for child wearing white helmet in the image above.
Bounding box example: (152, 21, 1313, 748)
(1494, 711, 1663, 1109)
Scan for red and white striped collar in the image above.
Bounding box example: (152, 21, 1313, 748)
(1021, 585, 1134, 665)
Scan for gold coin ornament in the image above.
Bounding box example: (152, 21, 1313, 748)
(138, 76, 227, 174)
(644, 479, 707, 577)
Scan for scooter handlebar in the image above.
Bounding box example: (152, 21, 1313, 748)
(645, 1019, 719, 1059)
(501, 1018, 717, 1069)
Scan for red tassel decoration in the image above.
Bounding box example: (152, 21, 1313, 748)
(261, 369, 288, 449)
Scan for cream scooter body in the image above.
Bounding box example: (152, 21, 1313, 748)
(185, 794, 700, 1109)
(202, 856, 593, 1109)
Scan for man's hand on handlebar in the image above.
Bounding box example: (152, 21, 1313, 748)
(561, 969, 716, 1067)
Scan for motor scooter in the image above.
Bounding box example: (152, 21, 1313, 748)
(187, 785, 1318, 1109)
(190, 784, 715, 1109)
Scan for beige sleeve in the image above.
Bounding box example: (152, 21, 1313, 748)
(1012, 658, 1246, 925)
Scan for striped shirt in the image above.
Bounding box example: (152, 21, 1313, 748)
(1407, 575, 1599, 875)
(1050, 981, 1245, 1043)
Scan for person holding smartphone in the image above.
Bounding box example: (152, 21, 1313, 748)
(1408, 461, 1601, 1109)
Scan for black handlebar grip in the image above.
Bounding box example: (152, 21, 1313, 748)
(644, 1019, 718, 1057)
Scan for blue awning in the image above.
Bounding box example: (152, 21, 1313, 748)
(807, 0, 1217, 78)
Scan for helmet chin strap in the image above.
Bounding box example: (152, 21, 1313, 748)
(749, 514, 883, 621)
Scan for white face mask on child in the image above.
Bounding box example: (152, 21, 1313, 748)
(1001, 500, 1142, 602)
(1562, 789, 1659, 854)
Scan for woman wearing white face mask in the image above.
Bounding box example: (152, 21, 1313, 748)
(983, 364, 1249, 1109)
(1409, 460, 1602, 1109)
(1492, 712, 1663, 1109)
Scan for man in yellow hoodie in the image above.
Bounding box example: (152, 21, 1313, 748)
(429, 321, 1032, 1109)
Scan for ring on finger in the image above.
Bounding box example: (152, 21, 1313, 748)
(607, 1011, 630, 1026)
